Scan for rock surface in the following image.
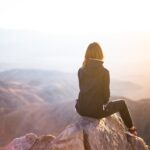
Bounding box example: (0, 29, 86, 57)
(4, 115, 149, 150)
(49, 115, 149, 150)
(4, 133, 37, 150)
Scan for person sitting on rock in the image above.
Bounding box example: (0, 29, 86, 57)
(75, 42, 137, 136)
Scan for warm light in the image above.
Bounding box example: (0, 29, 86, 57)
(0, 0, 150, 34)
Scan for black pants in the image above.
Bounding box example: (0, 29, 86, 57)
(101, 100, 133, 128)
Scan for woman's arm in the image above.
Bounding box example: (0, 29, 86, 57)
(78, 68, 81, 90)
(103, 69, 110, 104)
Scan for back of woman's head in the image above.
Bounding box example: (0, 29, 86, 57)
(82, 42, 104, 67)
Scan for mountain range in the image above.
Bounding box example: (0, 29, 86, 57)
(0, 69, 149, 147)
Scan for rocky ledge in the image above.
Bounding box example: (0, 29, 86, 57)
(4, 115, 150, 150)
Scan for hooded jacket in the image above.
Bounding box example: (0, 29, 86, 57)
(75, 58, 110, 118)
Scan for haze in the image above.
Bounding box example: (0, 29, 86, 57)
(0, 0, 150, 98)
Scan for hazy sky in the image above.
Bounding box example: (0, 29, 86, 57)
(0, 0, 150, 98)
(0, 0, 150, 74)
(0, 0, 150, 33)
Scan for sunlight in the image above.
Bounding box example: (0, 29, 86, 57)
(0, 0, 150, 34)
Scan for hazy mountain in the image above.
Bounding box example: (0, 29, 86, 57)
(0, 101, 78, 146)
(0, 80, 44, 110)
(0, 69, 149, 146)
(0, 69, 142, 100)
(127, 98, 150, 145)
(0, 69, 79, 102)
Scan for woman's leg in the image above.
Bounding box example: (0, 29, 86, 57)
(103, 100, 133, 128)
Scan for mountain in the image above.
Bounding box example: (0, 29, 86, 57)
(0, 69, 150, 147)
(0, 69, 142, 100)
(126, 98, 150, 145)
(0, 69, 78, 102)
(4, 115, 149, 150)
(0, 101, 78, 147)
(0, 80, 44, 109)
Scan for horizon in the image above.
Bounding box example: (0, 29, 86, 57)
(0, 29, 150, 74)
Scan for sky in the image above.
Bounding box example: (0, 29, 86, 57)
(0, 0, 150, 88)
(0, 0, 150, 34)
(0, 0, 150, 99)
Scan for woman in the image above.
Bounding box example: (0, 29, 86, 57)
(75, 42, 137, 136)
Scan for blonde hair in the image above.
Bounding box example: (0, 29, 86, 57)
(82, 42, 104, 67)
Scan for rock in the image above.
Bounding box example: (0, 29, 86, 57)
(49, 115, 149, 150)
(4, 133, 55, 150)
(30, 134, 55, 150)
(4, 133, 37, 150)
(4, 115, 149, 150)
(126, 132, 150, 150)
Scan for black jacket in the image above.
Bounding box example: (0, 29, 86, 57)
(75, 58, 110, 118)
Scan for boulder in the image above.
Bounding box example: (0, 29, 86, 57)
(49, 115, 149, 150)
(4, 115, 149, 150)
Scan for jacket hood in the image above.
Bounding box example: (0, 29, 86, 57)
(82, 58, 104, 76)
(86, 58, 104, 69)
